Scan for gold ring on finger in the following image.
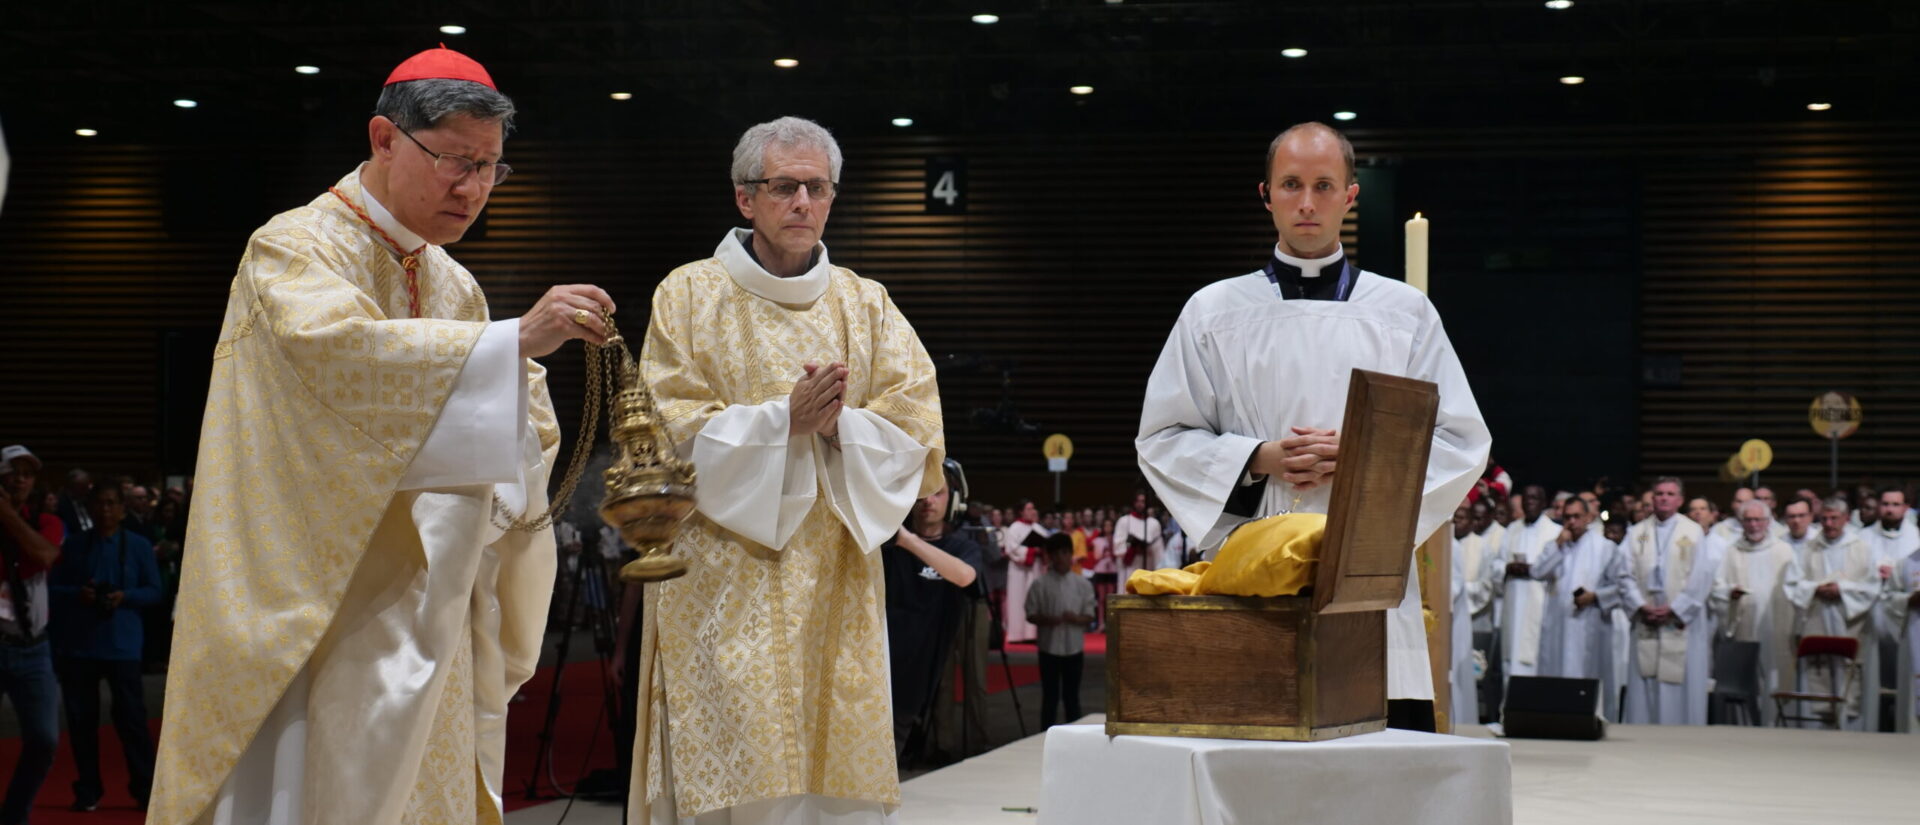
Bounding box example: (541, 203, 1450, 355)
(572, 308, 593, 326)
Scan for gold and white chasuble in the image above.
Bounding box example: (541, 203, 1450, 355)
(148, 169, 562, 825)
(631, 229, 944, 822)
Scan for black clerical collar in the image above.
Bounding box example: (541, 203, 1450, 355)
(1264, 246, 1356, 301)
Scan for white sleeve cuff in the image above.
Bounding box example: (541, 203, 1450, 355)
(691, 399, 818, 551)
(401, 318, 527, 490)
(817, 408, 931, 553)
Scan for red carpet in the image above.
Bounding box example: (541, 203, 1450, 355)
(0, 659, 619, 823)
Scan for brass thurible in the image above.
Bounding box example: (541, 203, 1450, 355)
(599, 343, 698, 583)
(490, 309, 697, 582)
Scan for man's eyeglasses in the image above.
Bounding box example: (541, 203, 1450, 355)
(395, 125, 513, 185)
(744, 177, 838, 201)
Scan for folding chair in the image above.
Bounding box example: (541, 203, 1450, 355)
(1770, 635, 1859, 730)
(1709, 640, 1763, 726)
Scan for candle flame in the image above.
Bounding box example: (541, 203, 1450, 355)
(1415, 212, 1423, 219)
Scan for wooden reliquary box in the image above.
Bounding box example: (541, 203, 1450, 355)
(1106, 369, 1440, 742)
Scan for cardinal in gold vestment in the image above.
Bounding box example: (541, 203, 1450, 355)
(631, 117, 944, 823)
(148, 48, 616, 825)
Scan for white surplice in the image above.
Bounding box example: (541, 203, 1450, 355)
(1474, 522, 1506, 632)
(1001, 520, 1049, 644)
(1499, 514, 1559, 680)
(1858, 520, 1917, 731)
(1531, 529, 1629, 720)
(1113, 512, 1162, 589)
(1621, 514, 1718, 726)
(1891, 550, 1920, 731)
(1710, 534, 1796, 721)
(1136, 249, 1491, 701)
(1449, 532, 1490, 726)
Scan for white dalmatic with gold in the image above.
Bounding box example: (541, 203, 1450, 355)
(634, 228, 944, 823)
(1620, 513, 1718, 725)
(1136, 253, 1492, 702)
(1710, 534, 1796, 722)
(149, 168, 561, 825)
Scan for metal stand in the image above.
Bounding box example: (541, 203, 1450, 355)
(524, 536, 624, 801)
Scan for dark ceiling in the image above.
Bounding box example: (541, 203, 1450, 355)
(2, 0, 1915, 145)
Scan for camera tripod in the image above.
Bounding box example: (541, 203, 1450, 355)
(523, 530, 626, 801)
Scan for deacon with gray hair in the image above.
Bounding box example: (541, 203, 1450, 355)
(631, 115, 945, 822)
(149, 47, 609, 825)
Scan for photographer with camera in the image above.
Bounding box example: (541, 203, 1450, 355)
(50, 482, 162, 811)
(882, 464, 988, 763)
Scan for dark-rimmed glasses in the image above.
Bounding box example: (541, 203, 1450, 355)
(395, 125, 513, 185)
(744, 177, 838, 201)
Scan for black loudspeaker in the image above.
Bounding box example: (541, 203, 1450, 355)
(1501, 676, 1605, 740)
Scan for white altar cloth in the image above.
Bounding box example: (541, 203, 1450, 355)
(1037, 724, 1510, 825)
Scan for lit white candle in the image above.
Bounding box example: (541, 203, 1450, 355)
(1406, 211, 1430, 295)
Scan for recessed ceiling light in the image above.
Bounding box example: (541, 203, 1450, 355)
(173, 99, 198, 108)
(773, 58, 800, 68)
(1545, 0, 1574, 9)
(892, 117, 914, 127)
(610, 92, 633, 100)
(1559, 75, 1585, 85)
(75, 128, 98, 137)
(1069, 85, 1094, 95)
(1281, 48, 1308, 58)
(440, 24, 466, 35)
(294, 65, 320, 75)
(972, 13, 999, 24)
(1807, 102, 1832, 111)
(1333, 111, 1357, 121)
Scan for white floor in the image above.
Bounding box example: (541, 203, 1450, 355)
(507, 717, 1920, 824)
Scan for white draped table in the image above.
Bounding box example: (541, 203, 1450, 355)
(1037, 724, 1511, 825)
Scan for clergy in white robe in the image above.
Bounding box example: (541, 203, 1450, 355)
(1499, 486, 1559, 682)
(1136, 123, 1491, 716)
(150, 52, 604, 825)
(1782, 499, 1881, 727)
(632, 117, 945, 823)
(1522, 499, 1630, 720)
(1781, 499, 1819, 558)
(1450, 506, 1496, 726)
(1890, 547, 1920, 731)
(1114, 493, 1163, 592)
(1001, 502, 1050, 644)
(1620, 477, 1718, 726)
(1471, 500, 1505, 635)
(1710, 501, 1797, 723)
(1858, 487, 1918, 731)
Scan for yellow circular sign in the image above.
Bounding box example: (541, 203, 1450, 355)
(1739, 439, 1773, 473)
(1043, 433, 1074, 461)
(1809, 391, 1862, 440)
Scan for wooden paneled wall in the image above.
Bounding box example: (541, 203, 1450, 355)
(1, 122, 1914, 509)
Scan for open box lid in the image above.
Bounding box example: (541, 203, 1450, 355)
(1311, 369, 1441, 615)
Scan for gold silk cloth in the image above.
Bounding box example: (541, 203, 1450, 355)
(147, 170, 561, 825)
(633, 245, 944, 819)
(1126, 513, 1326, 597)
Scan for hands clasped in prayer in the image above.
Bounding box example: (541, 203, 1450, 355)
(791, 361, 848, 442)
(1250, 426, 1339, 490)
(518, 284, 617, 358)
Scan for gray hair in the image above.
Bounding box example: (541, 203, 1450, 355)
(1653, 476, 1685, 494)
(1738, 500, 1771, 519)
(731, 116, 843, 192)
(1822, 496, 1851, 514)
(374, 78, 516, 136)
